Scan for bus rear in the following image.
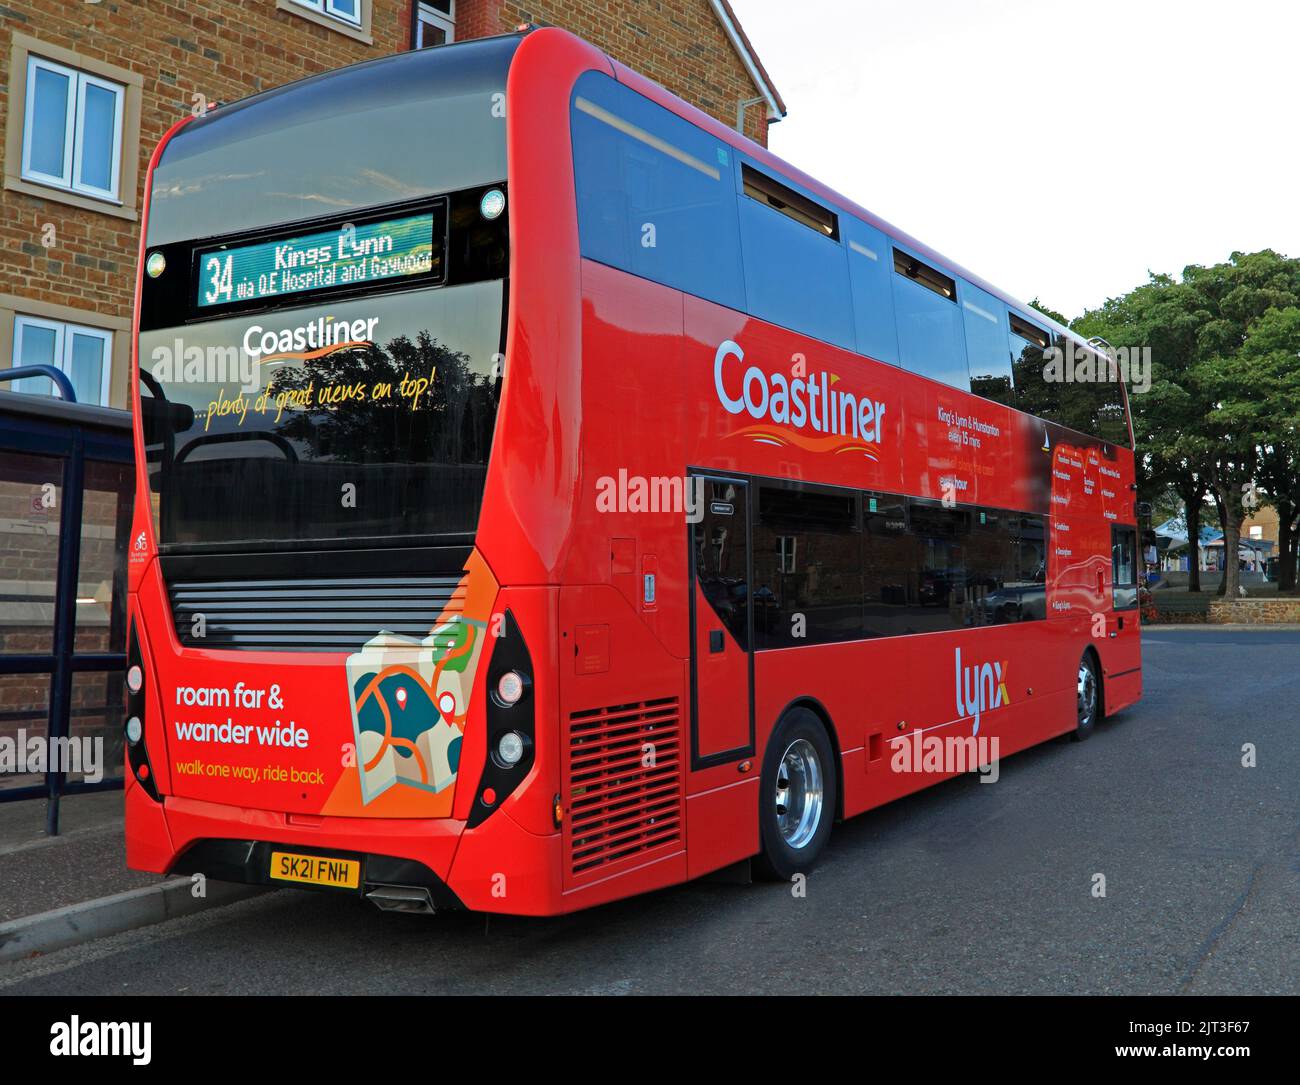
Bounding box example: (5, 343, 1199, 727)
(126, 34, 563, 913)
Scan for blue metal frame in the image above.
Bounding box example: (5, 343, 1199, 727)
(0, 385, 133, 835)
(1, 364, 77, 402)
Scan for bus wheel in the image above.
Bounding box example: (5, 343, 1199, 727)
(755, 708, 837, 881)
(1071, 652, 1100, 741)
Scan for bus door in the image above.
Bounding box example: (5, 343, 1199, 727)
(689, 474, 755, 768)
(1108, 524, 1142, 691)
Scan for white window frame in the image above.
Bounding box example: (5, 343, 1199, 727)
(21, 55, 124, 203)
(11, 315, 113, 406)
(416, 1, 456, 47)
(291, 0, 363, 29)
(73, 70, 125, 202)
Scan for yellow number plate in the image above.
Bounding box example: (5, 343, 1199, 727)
(269, 851, 360, 889)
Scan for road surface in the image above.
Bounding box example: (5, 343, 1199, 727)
(2, 628, 1296, 995)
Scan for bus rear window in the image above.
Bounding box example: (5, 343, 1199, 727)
(140, 281, 504, 550)
(146, 35, 517, 248)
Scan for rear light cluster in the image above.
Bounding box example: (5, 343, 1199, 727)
(125, 622, 160, 801)
(467, 609, 535, 829)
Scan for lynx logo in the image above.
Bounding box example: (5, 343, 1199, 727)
(954, 647, 1010, 735)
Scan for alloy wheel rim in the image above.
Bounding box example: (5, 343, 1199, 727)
(774, 738, 824, 849)
(1077, 662, 1097, 728)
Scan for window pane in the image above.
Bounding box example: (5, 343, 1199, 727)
(862, 493, 922, 637)
(67, 330, 108, 405)
(328, 0, 359, 20)
(962, 282, 1014, 406)
(14, 321, 59, 396)
(75, 460, 133, 654)
(419, 21, 448, 47)
(738, 172, 854, 349)
(0, 453, 63, 656)
(1113, 527, 1137, 608)
(753, 484, 862, 648)
(28, 65, 72, 179)
(68, 671, 126, 784)
(146, 36, 516, 245)
(1010, 326, 1056, 419)
(893, 273, 968, 390)
(572, 72, 746, 311)
(77, 82, 119, 194)
(0, 674, 52, 791)
(695, 481, 750, 649)
(845, 219, 899, 366)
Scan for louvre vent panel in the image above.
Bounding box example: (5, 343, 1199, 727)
(566, 697, 684, 878)
(168, 575, 463, 652)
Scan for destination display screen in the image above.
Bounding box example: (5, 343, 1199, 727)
(194, 205, 444, 310)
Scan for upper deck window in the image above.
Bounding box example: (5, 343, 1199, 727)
(571, 71, 745, 312)
(1009, 315, 1130, 446)
(146, 36, 516, 247)
(736, 160, 854, 348)
(741, 165, 838, 239)
(891, 248, 968, 391)
(962, 281, 1014, 407)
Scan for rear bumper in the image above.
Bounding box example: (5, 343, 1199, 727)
(170, 838, 466, 910)
(127, 783, 566, 915)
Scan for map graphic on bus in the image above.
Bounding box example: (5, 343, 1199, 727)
(345, 606, 488, 806)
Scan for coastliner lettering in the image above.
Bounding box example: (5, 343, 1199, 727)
(714, 340, 887, 443)
(243, 316, 379, 360)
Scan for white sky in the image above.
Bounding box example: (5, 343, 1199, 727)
(734, 0, 1299, 319)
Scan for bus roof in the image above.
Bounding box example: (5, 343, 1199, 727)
(151, 27, 1096, 359)
(595, 45, 1095, 357)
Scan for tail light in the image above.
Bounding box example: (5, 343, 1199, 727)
(467, 609, 534, 828)
(125, 621, 160, 801)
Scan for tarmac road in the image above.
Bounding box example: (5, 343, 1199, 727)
(2, 628, 1296, 995)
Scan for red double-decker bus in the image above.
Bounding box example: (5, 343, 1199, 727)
(125, 28, 1141, 915)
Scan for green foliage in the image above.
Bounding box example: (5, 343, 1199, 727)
(1069, 250, 1300, 594)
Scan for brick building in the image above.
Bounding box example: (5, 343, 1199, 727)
(0, 0, 785, 411)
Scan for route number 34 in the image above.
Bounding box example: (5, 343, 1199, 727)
(204, 253, 234, 305)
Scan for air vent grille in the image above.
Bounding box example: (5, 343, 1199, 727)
(167, 574, 463, 652)
(566, 697, 683, 879)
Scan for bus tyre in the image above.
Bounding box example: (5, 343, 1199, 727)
(1071, 652, 1100, 742)
(754, 708, 837, 881)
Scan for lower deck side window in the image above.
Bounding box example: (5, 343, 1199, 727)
(750, 480, 1047, 648)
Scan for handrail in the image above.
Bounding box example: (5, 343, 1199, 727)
(0, 365, 77, 402)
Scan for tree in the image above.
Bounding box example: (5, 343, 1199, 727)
(1227, 307, 1300, 593)
(1075, 251, 1300, 597)
(1190, 253, 1300, 597)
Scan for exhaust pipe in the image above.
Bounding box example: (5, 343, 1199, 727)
(365, 884, 437, 915)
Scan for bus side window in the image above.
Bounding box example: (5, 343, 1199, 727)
(845, 218, 900, 366)
(571, 71, 745, 312)
(736, 162, 855, 350)
(1112, 525, 1138, 609)
(1008, 313, 1059, 422)
(862, 494, 920, 637)
(961, 281, 1014, 407)
(752, 483, 863, 649)
(891, 247, 970, 392)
